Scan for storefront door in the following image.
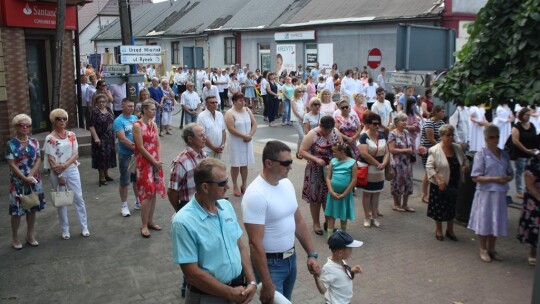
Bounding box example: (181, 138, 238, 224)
(26, 40, 50, 132)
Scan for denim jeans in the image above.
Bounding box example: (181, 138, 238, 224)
(184, 111, 198, 124)
(255, 252, 297, 300)
(282, 99, 291, 123)
(515, 157, 527, 193)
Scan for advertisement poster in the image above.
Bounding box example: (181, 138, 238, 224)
(306, 44, 318, 69)
(318, 43, 334, 69)
(276, 44, 296, 75)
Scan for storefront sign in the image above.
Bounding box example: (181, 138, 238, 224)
(276, 44, 296, 75)
(120, 45, 162, 55)
(0, 0, 77, 30)
(275, 30, 316, 41)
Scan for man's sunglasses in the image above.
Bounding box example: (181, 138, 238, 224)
(269, 159, 293, 167)
(204, 179, 228, 187)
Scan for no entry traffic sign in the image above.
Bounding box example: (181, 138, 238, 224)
(367, 48, 382, 69)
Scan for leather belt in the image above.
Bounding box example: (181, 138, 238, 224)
(266, 247, 295, 260)
(189, 273, 245, 295)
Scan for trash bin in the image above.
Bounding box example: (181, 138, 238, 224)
(455, 152, 476, 224)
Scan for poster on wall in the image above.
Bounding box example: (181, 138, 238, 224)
(318, 44, 334, 70)
(276, 44, 296, 75)
(306, 44, 318, 69)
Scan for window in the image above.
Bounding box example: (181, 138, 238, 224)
(224, 37, 236, 65)
(171, 42, 180, 64)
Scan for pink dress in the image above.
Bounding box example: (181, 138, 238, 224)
(134, 121, 166, 202)
(307, 82, 316, 102)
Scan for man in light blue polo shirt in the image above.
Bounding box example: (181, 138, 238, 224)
(171, 158, 257, 303)
(113, 98, 140, 217)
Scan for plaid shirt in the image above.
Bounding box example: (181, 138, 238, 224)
(168, 147, 207, 201)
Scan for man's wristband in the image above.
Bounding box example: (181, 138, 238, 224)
(307, 252, 318, 259)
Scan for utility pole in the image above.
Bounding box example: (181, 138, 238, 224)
(118, 0, 138, 101)
(52, 0, 66, 109)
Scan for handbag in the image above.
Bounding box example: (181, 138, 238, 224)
(405, 132, 417, 163)
(128, 155, 137, 174)
(356, 163, 368, 186)
(19, 184, 40, 210)
(385, 163, 395, 181)
(50, 183, 74, 208)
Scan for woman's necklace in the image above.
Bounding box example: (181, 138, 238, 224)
(54, 130, 67, 139)
(16, 136, 28, 143)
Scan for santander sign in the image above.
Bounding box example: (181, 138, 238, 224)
(1, 0, 77, 30)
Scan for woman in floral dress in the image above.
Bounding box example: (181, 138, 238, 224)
(88, 94, 117, 185)
(299, 116, 342, 235)
(6, 114, 45, 249)
(388, 113, 415, 212)
(334, 99, 362, 159)
(517, 154, 540, 266)
(133, 100, 166, 238)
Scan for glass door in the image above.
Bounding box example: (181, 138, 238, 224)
(26, 40, 50, 132)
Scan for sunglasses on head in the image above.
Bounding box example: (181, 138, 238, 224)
(342, 261, 355, 280)
(55, 117, 68, 121)
(204, 179, 229, 187)
(269, 159, 293, 167)
(17, 123, 31, 128)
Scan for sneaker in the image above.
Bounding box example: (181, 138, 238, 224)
(81, 228, 90, 237)
(372, 218, 381, 228)
(62, 231, 70, 240)
(134, 201, 142, 210)
(363, 219, 371, 228)
(121, 205, 131, 217)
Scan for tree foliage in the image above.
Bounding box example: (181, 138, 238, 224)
(435, 0, 540, 106)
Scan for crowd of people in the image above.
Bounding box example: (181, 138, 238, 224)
(5, 62, 539, 303)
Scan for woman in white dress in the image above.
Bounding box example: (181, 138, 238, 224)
(225, 92, 257, 197)
(493, 101, 515, 149)
(469, 105, 488, 153)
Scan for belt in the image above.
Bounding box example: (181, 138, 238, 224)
(266, 247, 294, 260)
(189, 273, 245, 295)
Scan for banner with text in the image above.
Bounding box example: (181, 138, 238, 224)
(276, 44, 296, 75)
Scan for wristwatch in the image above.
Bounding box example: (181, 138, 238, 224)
(307, 252, 318, 259)
(248, 281, 257, 287)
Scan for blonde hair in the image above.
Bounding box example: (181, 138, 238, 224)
(309, 97, 321, 106)
(49, 109, 68, 123)
(12, 113, 32, 126)
(140, 99, 156, 116)
(139, 88, 150, 102)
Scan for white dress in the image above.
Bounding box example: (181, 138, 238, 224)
(494, 104, 512, 149)
(469, 106, 486, 152)
(228, 109, 255, 167)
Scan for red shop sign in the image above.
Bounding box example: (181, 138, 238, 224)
(0, 0, 77, 30)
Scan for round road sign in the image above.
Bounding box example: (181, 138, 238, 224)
(367, 48, 382, 69)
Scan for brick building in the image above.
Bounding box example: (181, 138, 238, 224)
(0, 0, 87, 155)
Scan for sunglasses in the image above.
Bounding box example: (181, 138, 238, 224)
(55, 117, 68, 121)
(340, 106, 349, 110)
(269, 159, 293, 167)
(342, 262, 355, 280)
(312, 103, 321, 107)
(17, 123, 31, 128)
(205, 179, 229, 187)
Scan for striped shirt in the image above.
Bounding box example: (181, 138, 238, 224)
(420, 118, 445, 148)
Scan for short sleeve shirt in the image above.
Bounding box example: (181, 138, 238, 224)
(114, 114, 138, 155)
(168, 147, 207, 201)
(197, 110, 226, 154)
(43, 132, 79, 169)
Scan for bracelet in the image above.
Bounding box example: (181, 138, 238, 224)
(307, 252, 318, 259)
(248, 281, 257, 287)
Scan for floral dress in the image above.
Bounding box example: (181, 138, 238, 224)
(89, 107, 117, 170)
(335, 114, 360, 158)
(5, 138, 45, 215)
(162, 88, 174, 112)
(388, 130, 413, 196)
(302, 129, 339, 204)
(517, 157, 540, 249)
(134, 120, 166, 202)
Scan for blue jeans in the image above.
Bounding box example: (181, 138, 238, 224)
(255, 252, 297, 300)
(184, 111, 198, 124)
(515, 158, 527, 193)
(282, 99, 291, 123)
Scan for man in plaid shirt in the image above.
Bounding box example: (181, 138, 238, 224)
(167, 123, 208, 212)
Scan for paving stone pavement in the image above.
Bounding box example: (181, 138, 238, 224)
(0, 113, 535, 304)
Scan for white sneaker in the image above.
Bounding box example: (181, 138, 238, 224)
(81, 228, 90, 237)
(121, 205, 131, 217)
(62, 231, 70, 240)
(134, 201, 142, 210)
(372, 218, 381, 228)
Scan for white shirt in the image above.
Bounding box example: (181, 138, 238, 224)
(371, 99, 393, 127)
(260, 78, 268, 95)
(291, 98, 305, 122)
(215, 75, 227, 92)
(325, 76, 334, 93)
(449, 106, 470, 144)
(320, 258, 354, 304)
(174, 72, 186, 85)
(180, 90, 201, 110)
(197, 110, 225, 154)
(377, 73, 386, 90)
(202, 85, 221, 105)
(363, 82, 379, 104)
(109, 83, 126, 111)
(80, 83, 90, 106)
(242, 176, 297, 253)
(341, 76, 355, 105)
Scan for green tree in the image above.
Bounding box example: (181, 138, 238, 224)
(435, 0, 540, 106)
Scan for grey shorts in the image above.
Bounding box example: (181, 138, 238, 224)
(119, 153, 136, 186)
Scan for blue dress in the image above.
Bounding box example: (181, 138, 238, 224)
(325, 158, 356, 220)
(5, 138, 46, 215)
(245, 79, 255, 98)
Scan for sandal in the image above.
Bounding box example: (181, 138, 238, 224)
(422, 196, 429, 204)
(403, 207, 416, 212)
(141, 227, 151, 238)
(313, 225, 323, 235)
(528, 257, 536, 266)
(392, 206, 406, 212)
(147, 223, 162, 231)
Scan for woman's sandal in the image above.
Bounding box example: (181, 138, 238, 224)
(422, 196, 429, 204)
(147, 223, 162, 231)
(141, 227, 151, 238)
